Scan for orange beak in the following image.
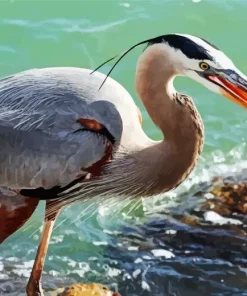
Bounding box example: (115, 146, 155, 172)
(207, 74, 247, 109)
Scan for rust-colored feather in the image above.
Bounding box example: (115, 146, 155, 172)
(0, 193, 39, 243)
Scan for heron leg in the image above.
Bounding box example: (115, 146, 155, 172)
(26, 200, 61, 296)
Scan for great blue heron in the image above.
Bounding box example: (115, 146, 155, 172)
(0, 33, 246, 296)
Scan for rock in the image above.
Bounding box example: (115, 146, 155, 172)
(179, 215, 200, 226)
(202, 180, 247, 215)
(45, 289, 64, 296)
(55, 283, 121, 296)
(168, 175, 247, 235)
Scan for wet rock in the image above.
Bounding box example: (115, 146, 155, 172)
(172, 175, 247, 232)
(45, 288, 64, 296)
(178, 215, 200, 226)
(52, 283, 120, 296)
(197, 176, 247, 222)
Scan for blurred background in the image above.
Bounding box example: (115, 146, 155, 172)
(0, 1, 247, 295)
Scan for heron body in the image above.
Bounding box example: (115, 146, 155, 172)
(0, 33, 247, 296)
(0, 67, 142, 189)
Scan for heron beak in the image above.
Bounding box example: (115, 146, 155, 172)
(205, 70, 247, 109)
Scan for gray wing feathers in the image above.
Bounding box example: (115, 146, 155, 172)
(0, 71, 122, 135)
(0, 68, 124, 189)
(0, 127, 107, 189)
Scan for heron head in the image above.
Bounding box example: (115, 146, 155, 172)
(151, 34, 247, 109)
(93, 33, 247, 109)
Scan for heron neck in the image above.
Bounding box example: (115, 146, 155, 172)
(135, 44, 179, 139)
(132, 44, 204, 194)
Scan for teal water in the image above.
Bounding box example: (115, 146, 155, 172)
(0, 0, 247, 295)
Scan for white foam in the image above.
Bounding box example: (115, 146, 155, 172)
(132, 269, 141, 278)
(141, 281, 151, 291)
(204, 193, 215, 200)
(204, 211, 243, 225)
(93, 241, 108, 246)
(142, 255, 152, 260)
(0, 274, 8, 280)
(134, 258, 143, 263)
(165, 229, 177, 235)
(107, 267, 121, 277)
(128, 246, 139, 251)
(151, 249, 175, 259)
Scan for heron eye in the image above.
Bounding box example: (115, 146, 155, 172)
(199, 62, 209, 70)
